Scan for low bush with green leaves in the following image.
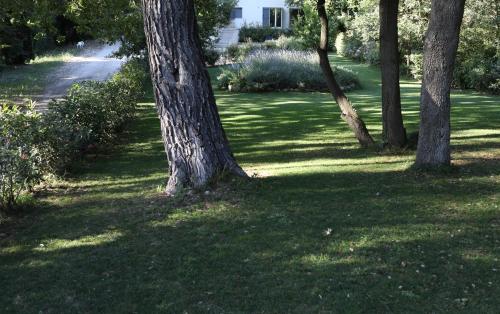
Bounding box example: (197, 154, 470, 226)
(0, 104, 43, 212)
(337, 34, 379, 65)
(402, 53, 423, 80)
(454, 56, 499, 94)
(43, 60, 146, 173)
(239, 25, 292, 43)
(203, 48, 221, 66)
(217, 49, 360, 92)
(0, 58, 147, 212)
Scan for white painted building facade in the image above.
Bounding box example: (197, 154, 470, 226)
(229, 0, 300, 29)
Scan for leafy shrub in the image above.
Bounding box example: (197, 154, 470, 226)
(453, 55, 500, 94)
(0, 59, 147, 213)
(239, 25, 292, 43)
(0, 104, 43, 212)
(42, 59, 146, 173)
(273, 35, 307, 51)
(203, 48, 221, 66)
(217, 49, 360, 92)
(216, 66, 242, 91)
(225, 42, 269, 63)
(404, 53, 423, 80)
(226, 44, 241, 62)
(290, 2, 338, 50)
(337, 34, 362, 59)
(363, 42, 380, 65)
(337, 34, 379, 65)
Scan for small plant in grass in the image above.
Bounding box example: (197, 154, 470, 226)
(217, 49, 360, 92)
(0, 103, 44, 212)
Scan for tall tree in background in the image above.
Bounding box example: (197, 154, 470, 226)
(379, 0, 406, 148)
(416, 0, 466, 166)
(316, 0, 375, 147)
(142, 0, 246, 194)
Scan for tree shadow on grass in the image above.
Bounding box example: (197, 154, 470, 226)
(1, 74, 499, 312)
(1, 161, 499, 313)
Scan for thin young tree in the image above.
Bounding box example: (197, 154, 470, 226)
(316, 0, 375, 147)
(379, 0, 406, 148)
(142, 0, 246, 195)
(416, 0, 466, 166)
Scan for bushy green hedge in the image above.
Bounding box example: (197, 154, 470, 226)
(239, 25, 292, 43)
(203, 48, 221, 66)
(217, 49, 360, 92)
(0, 104, 44, 212)
(0, 58, 148, 212)
(43, 59, 147, 173)
(336, 34, 379, 65)
(454, 55, 499, 94)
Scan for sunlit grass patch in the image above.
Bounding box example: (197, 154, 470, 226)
(34, 230, 123, 252)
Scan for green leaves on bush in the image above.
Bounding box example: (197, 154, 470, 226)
(0, 58, 147, 212)
(0, 104, 44, 211)
(43, 59, 146, 173)
(203, 48, 221, 66)
(239, 25, 293, 43)
(336, 34, 379, 65)
(217, 49, 360, 92)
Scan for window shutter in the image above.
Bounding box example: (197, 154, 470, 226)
(263, 8, 270, 26)
(230, 8, 242, 19)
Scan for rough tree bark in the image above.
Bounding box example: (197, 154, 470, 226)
(316, 0, 375, 147)
(416, 0, 466, 167)
(379, 0, 406, 148)
(142, 0, 246, 195)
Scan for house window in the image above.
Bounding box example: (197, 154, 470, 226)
(289, 8, 303, 26)
(230, 8, 242, 20)
(263, 8, 283, 28)
(270, 8, 283, 28)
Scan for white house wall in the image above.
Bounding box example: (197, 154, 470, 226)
(232, 0, 291, 29)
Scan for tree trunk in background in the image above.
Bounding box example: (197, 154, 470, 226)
(142, 0, 246, 195)
(316, 0, 375, 147)
(416, 0, 466, 167)
(379, 0, 406, 148)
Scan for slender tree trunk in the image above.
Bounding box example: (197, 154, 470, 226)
(416, 0, 466, 167)
(316, 0, 375, 147)
(379, 0, 406, 148)
(142, 0, 246, 195)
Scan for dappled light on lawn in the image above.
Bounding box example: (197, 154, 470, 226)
(1, 55, 499, 313)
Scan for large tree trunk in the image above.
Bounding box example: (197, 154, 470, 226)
(142, 0, 246, 195)
(416, 0, 466, 167)
(316, 0, 375, 147)
(379, 0, 406, 148)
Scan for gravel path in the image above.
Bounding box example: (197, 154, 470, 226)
(36, 42, 124, 111)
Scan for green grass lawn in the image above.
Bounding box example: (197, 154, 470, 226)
(0, 49, 76, 103)
(1, 55, 499, 313)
